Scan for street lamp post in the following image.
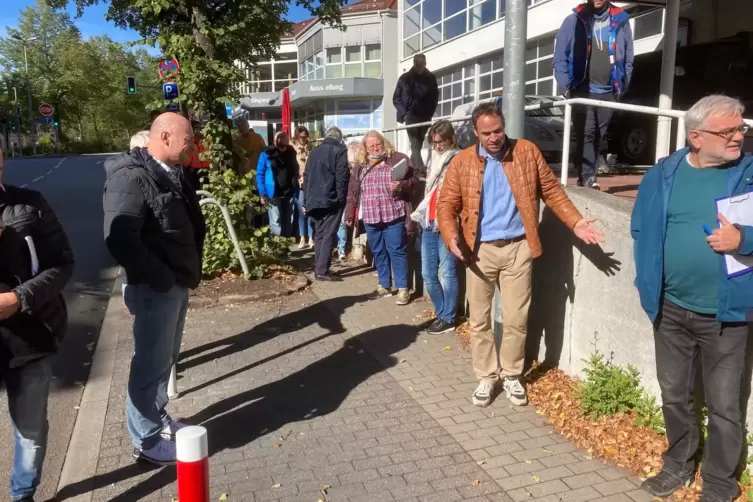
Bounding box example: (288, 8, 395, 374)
(12, 35, 37, 156)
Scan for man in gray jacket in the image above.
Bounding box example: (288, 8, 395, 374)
(104, 113, 206, 466)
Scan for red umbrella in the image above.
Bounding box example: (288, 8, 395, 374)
(281, 87, 291, 136)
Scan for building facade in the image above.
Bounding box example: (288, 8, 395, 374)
(239, 0, 399, 143)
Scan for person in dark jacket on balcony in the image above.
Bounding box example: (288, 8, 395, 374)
(553, 0, 634, 189)
(303, 127, 350, 281)
(393, 53, 439, 175)
(103, 112, 206, 467)
(0, 147, 74, 502)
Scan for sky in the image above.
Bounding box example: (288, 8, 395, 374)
(1, 0, 316, 54)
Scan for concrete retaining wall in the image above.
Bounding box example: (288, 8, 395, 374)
(512, 187, 753, 429)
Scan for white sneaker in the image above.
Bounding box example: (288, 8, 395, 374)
(472, 380, 495, 407)
(502, 377, 528, 406)
(133, 438, 177, 465)
(298, 237, 307, 249)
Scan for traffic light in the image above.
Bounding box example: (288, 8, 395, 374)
(126, 76, 136, 94)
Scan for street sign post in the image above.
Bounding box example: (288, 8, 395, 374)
(166, 102, 181, 112)
(163, 82, 179, 101)
(42, 117, 53, 124)
(39, 103, 54, 117)
(225, 104, 233, 118)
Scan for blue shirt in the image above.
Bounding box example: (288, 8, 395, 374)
(478, 145, 525, 242)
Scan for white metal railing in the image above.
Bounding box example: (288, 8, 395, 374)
(340, 97, 753, 186)
(167, 189, 249, 399)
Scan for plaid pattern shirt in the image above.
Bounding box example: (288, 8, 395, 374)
(359, 160, 405, 225)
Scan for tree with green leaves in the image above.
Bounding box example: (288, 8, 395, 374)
(0, 0, 159, 151)
(47, 0, 348, 276)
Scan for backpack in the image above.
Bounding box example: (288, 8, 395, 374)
(267, 147, 296, 197)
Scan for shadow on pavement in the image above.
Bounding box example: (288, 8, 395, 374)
(56, 322, 419, 501)
(178, 294, 369, 372)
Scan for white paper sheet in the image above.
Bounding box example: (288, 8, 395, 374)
(715, 192, 753, 277)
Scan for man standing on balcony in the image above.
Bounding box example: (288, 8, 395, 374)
(393, 53, 439, 176)
(632, 95, 752, 502)
(436, 102, 605, 408)
(553, 0, 634, 189)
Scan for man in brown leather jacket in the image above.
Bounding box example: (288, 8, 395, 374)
(436, 102, 604, 408)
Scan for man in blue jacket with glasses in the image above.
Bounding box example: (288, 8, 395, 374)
(553, 0, 634, 190)
(632, 95, 752, 502)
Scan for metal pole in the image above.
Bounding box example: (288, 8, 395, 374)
(502, 0, 527, 139)
(23, 43, 36, 156)
(199, 198, 250, 278)
(655, 0, 680, 161)
(675, 117, 686, 151)
(561, 103, 572, 186)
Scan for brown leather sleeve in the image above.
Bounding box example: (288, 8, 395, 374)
(535, 147, 582, 229)
(436, 155, 463, 247)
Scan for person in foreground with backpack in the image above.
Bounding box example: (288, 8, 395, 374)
(256, 131, 299, 237)
(411, 120, 460, 335)
(0, 147, 75, 502)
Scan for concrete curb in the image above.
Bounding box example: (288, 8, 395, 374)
(56, 276, 123, 502)
(188, 273, 310, 308)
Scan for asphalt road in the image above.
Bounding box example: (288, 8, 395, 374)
(0, 154, 119, 502)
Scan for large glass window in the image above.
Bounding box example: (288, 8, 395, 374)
(523, 36, 556, 95)
(435, 63, 475, 118)
(365, 44, 382, 77)
(238, 54, 299, 94)
(633, 9, 663, 40)
(319, 99, 384, 134)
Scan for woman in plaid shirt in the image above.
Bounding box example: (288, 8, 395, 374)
(345, 131, 418, 305)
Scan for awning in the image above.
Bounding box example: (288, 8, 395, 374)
(239, 77, 384, 111)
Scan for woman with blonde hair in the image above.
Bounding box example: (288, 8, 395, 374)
(411, 119, 460, 334)
(345, 131, 417, 305)
(292, 126, 313, 248)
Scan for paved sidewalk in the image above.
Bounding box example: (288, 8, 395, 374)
(56, 261, 651, 502)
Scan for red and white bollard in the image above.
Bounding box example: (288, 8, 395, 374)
(176, 426, 210, 502)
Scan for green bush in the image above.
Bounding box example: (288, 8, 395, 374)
(577, 341, 665, 433)
(200, 168, 291, 278)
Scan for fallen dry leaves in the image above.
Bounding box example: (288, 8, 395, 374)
(455, 320, 471, 349)
(525, 364, 751, 502)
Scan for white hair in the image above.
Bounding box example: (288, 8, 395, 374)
(685, 95, 745, 132)
(325, 126, 343, 142)
(130, 130, 150, 149)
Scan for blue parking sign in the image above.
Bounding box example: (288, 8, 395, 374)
(163, 82, 179, 100)
(225, 104, 233, 118)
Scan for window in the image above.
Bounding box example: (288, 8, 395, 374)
(634, 9, 663, 40)
(478, 50, 504, 100)
(321, 99, 384, 133)
(523, 36, 555, 95)
(435, 63, 475, 118)
(326, 47, 342, 64)
(345, 46, 362, 77)
(365, 44, 382, 78)
(470, 0, 495, 30)
(444, 13, 467, 41)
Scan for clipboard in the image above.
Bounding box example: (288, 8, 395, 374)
(391, 158, 409, 181)
(715, 192, 753, 278)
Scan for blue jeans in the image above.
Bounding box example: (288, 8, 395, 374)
(337, 213, 347, 253)
(365, 218, 409, 290)
(267, 195, 295, 237)
(123, 284, 189, 450)
(296, 190, 313, 239)
(421, 227, 459, 324)
(4, 357, 52, 501)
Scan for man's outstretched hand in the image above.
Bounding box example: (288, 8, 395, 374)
(448, 235, 467, 263)
(573, 218, 605, 245)
(707, 213, 741, 253)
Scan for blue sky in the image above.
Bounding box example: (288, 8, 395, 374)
(1, 0, 315, 52)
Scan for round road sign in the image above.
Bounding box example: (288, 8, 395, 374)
(39, 103, 54, 117)
(158, 58, 180, 79)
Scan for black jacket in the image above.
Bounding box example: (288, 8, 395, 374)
(0, 186, 74, 368)
(392, 69, 439, 123)
(103, 148, 206, 292)
(303, 137, 350, 212)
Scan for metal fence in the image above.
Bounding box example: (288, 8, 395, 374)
(339, 97, 753, 186)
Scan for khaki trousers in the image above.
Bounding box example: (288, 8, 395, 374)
(466, 239, 532, 381)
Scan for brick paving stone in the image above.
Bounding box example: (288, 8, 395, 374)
(70, 266, 644, 502)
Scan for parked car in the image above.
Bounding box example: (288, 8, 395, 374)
(607, 31, 753, 164)
(451, 95, 576, 166)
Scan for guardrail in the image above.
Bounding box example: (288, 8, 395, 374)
(338, 97, 753, 186)
(168, 190, 249, 399)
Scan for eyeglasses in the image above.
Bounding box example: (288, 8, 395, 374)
(696, 124, 749, 141)
(431, 139, 450, 146)
(366, 143, 383, 150)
